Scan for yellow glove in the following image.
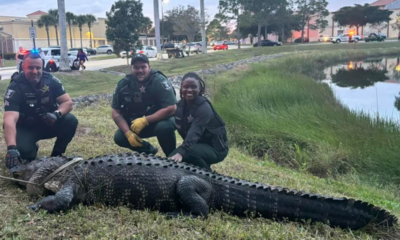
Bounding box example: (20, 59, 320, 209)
(130, 116, 149, 134)
(124, 131, 143, 147)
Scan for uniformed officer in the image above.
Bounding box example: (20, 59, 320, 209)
(169, 72, 229, 170)
(3, 52, 78, 170)
(111, 54, 177, 156)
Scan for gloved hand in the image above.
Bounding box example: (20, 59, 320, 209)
(125, 131, 143, 147)
(41, 112, 58, 126)
(130, 116, 149, 134)
(5, 145, 21, 169)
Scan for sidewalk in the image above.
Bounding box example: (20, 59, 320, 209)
(0, 66, 16, 71)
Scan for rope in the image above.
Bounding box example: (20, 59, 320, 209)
(0, 157, 84, 186)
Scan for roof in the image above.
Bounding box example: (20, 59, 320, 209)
(26, 10, 47, 16)
(370, 0, 396, 6)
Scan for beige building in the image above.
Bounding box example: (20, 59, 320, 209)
(0, 10, 157, 54)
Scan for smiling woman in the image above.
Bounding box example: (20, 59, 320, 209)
(169, 72, 229, 170)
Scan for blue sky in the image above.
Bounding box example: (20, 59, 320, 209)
(0, 0, 373, 21)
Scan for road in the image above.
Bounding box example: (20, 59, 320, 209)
(0, 45, 253, 80)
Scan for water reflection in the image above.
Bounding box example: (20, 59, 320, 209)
(324, 57, 400, 122)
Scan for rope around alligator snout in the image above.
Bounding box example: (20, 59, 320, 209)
(0, 157, 84, 186)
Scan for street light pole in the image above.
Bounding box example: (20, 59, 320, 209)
(153, 0, 162, 59)
(200, 0, 207, 54)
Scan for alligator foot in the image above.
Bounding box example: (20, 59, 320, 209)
(27, 204, 41, 212)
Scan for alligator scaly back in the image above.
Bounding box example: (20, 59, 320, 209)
(19, 153, 397, 230)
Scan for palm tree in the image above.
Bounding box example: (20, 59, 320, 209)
(66, 12, 76, 48)
(75, 15, 87, 48)
(48, 9, 60, 46)
(37, 14, 53, 46)
(85, 14, 97, 48)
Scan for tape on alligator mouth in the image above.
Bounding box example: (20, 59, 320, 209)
(0, 157, 84, 186)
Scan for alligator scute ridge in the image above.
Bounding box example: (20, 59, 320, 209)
(16, 152, 397, 230)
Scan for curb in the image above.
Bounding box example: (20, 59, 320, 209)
(0, 67, 16, 71)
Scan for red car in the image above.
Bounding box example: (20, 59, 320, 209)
(214, 43, 228, 51)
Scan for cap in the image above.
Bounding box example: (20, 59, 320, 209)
(131, 53, 149, 65)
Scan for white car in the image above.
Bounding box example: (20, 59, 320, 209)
(120, 46, 157, 58)
(96, 45, 114, 55)
(330, 34, 362, 43)
(41, 47, 79, 72)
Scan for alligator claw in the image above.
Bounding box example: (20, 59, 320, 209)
(27, 204, 40, 212)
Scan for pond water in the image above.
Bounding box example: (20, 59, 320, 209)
(323, 57, 400, 123)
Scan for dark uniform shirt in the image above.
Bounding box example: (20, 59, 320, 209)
(175, 96, 228, 156)
(4, 72, 66, 124)
(112, 69, 176, 121)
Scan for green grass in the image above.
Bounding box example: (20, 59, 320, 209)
(89, 54, 118, 61)
(0, 102, 399, 239)
(107, 42, 400, 76)
(1, 60, 17, 68)
(211, 47, 400, 184)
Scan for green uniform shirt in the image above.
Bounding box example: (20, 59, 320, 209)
(112, 69, 176, 119)
(4, 73, 66, 112)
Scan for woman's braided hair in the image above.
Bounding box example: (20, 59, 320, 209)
(180, 72, 206, 98)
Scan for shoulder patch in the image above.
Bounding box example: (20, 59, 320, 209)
(4, 89, 15, 99)
(161, 81, 172, 90)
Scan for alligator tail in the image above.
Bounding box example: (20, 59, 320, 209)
(212, 177, 397, 230)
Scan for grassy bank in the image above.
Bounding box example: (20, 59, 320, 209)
(1, 60, 16, 68)
(108, 42, 400, 76)
(0, 103, 399, 239)
(211, 47, 400, 184)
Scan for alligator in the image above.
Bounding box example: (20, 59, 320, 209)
(11, 152, 397, 230)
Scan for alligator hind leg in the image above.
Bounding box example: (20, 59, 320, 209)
(176, 176, 213, 218)
(28, 185, 76, 212)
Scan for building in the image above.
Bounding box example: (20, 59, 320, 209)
(0, 10, 157, 54)
(290, 0, 400, 42)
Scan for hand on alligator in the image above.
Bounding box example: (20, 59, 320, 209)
(130, 116, 149, 134)
(169, 153, 183, 163)
(5, 146, 22, 169)
(125, 131, 143, 147)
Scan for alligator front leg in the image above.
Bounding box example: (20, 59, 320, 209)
(176, 176, 213, 218)
(28, 185, 76, 212)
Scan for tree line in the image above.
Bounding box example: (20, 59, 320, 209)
(38, 10, 97, 48)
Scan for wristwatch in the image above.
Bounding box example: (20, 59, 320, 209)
(54, 110, 62, 119)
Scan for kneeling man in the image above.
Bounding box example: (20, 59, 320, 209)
(111, 54, 177, 156)
(3, 52, 78, 169)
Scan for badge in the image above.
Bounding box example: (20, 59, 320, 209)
(42, 85, 50, 93)
(139, 86, 146, 93)
(134, 92, 142, 103)
(161, 81, 171, 90)
(187, 115, 194, 123)
(4, 89, 15, 99)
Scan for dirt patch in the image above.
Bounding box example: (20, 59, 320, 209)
(75, 126, 93, 137)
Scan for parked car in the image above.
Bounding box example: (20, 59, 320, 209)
(96, 45, 114, 54)
(318, 35, 330, 42)
(38, 47, 78, 72)
(119, 48, 135, 58)
(224, 40, 236, 45)
(253, 40, 282, 47)
(83, 47, 97, 55)
(161, 43, 175, 50)
(330, 33, 362, 43)
(136, 46, 157, 58)
(364, 33, 385, 42)
(294, 37, 309, 43)
(185, 42, 202, 54)
(214, 43, 228, 51)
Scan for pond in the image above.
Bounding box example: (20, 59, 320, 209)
(323, 57, 400, 123)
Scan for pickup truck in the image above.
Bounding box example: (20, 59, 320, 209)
(330, 34, 362, 43)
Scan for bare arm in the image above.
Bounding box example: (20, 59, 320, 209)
(56, 93, 73, 116)
(112, 108, 130, 133)
(146, 105, 177, 124)
(4, 111, 19, 147)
